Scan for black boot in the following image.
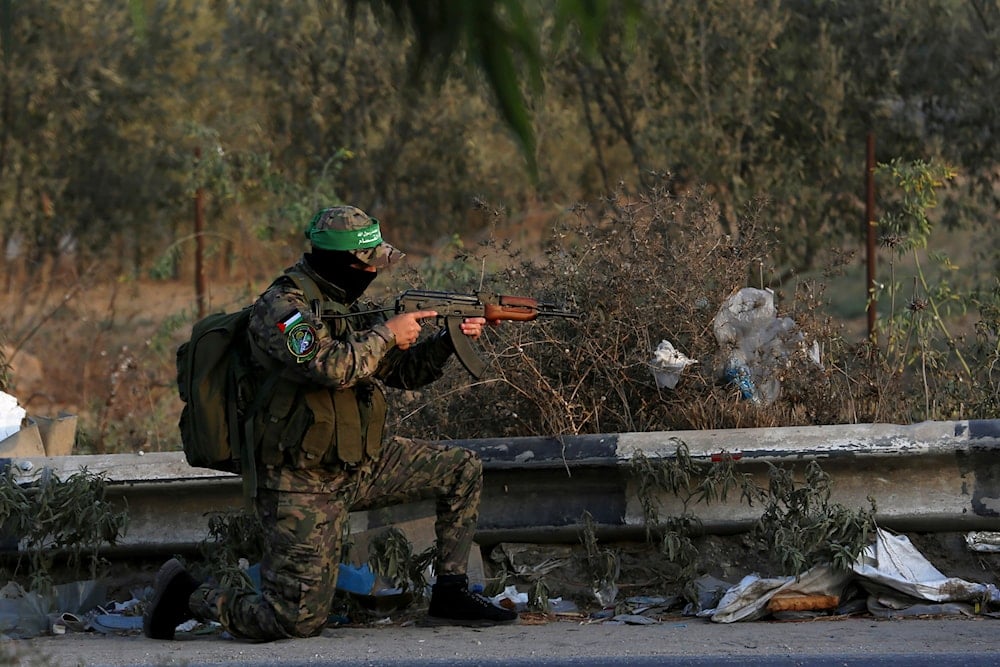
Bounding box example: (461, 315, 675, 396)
(428, 574, 518, 624)
(143, 558, 200, 640)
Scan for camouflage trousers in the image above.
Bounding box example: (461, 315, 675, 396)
(189, 436, 482, 640)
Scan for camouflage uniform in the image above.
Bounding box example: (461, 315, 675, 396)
(189, 257, 482, 640)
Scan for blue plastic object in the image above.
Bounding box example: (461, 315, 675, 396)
(336, 563, 376, 595)
(246, 561, 374, 595)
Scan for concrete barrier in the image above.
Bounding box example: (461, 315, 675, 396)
(4, 419, 1000, 554)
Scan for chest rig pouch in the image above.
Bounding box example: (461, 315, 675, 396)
(255, 269, 388, 470)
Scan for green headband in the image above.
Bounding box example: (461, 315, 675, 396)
(306, 219, 383, 251)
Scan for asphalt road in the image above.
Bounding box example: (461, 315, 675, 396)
(10, 614, 1000, 666)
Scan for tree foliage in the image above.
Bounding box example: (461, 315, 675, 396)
(0, 0, 997, 288)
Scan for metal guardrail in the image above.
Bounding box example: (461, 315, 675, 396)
(6, 419, 1000, 554)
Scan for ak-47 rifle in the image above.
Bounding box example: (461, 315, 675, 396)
(394, 290, 580, 379)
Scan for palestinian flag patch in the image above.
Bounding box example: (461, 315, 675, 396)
(278, 311, 303, 333)
(285, 321, 318, 362)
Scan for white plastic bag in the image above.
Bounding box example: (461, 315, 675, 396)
(0, 391, 26, 441)
(649, 340, 697, 389)
(712, 288, 805, 404)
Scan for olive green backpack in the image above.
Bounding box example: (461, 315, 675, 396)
(175, 307, 254, 475)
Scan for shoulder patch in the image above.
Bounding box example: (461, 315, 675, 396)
(285, 321, 318, 362)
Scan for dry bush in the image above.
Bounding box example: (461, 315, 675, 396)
(389, 179, 904, 440)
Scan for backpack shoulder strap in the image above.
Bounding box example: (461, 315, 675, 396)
(282, 268, 350, 319)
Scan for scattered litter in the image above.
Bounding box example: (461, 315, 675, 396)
(966, 531, 1000, 553)
(47, 614, 67, 635)
(336, 563, 377, 595)
(105, 598, 142, 614)
(593, 581, 618, 608)
(700, 527, 1000, 623)
(712, 287, 813, 405)
(683, 575, 732, 616)
(2, 524, 995, 639)
(89, 614, 144, 633)
(836, 596, 868, 616)
(349, 589, 414, 615)
(625, 595, 676, 616)
(589, 608, 615, 621)
(0, 391, 25, 441)
(0, 392, 78, 456)
(853, 529, 1000, 604)
(866, 597, 976, 619)
(548, 597, 579, 614)
(0, 578, 115, 639)
(56, 612, 86, 633)
(489, 542, 612, 606)
(491, 586, 528, 611)
(702, 565, 852, 624)
(649, 340, 697, 389)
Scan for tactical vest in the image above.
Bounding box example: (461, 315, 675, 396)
(249, 268, 387, 470)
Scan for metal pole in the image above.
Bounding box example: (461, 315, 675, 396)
(865, 133, 877, 343)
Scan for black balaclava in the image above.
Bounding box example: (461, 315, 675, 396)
(305, 248, 377, 303)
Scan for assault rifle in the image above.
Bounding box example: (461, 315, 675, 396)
(394, 289, 580, 379)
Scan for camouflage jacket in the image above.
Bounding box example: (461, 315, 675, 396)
(245, 258, 455, 488)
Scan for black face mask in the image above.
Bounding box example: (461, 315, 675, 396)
(306, 250, 377, 303)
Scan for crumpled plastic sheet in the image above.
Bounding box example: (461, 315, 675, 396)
(866, 593, 975, 619)
(853, 529, 1000, 604)
(491, 585, 529, 611)
(0, 579, 108, 639)
(965, 531, 1000, 553)
(711, 287, 814, 405)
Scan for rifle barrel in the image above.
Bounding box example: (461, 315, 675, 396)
(537, 302, 581, 318)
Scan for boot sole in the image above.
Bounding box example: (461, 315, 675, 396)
(143, 559, 193, 640)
